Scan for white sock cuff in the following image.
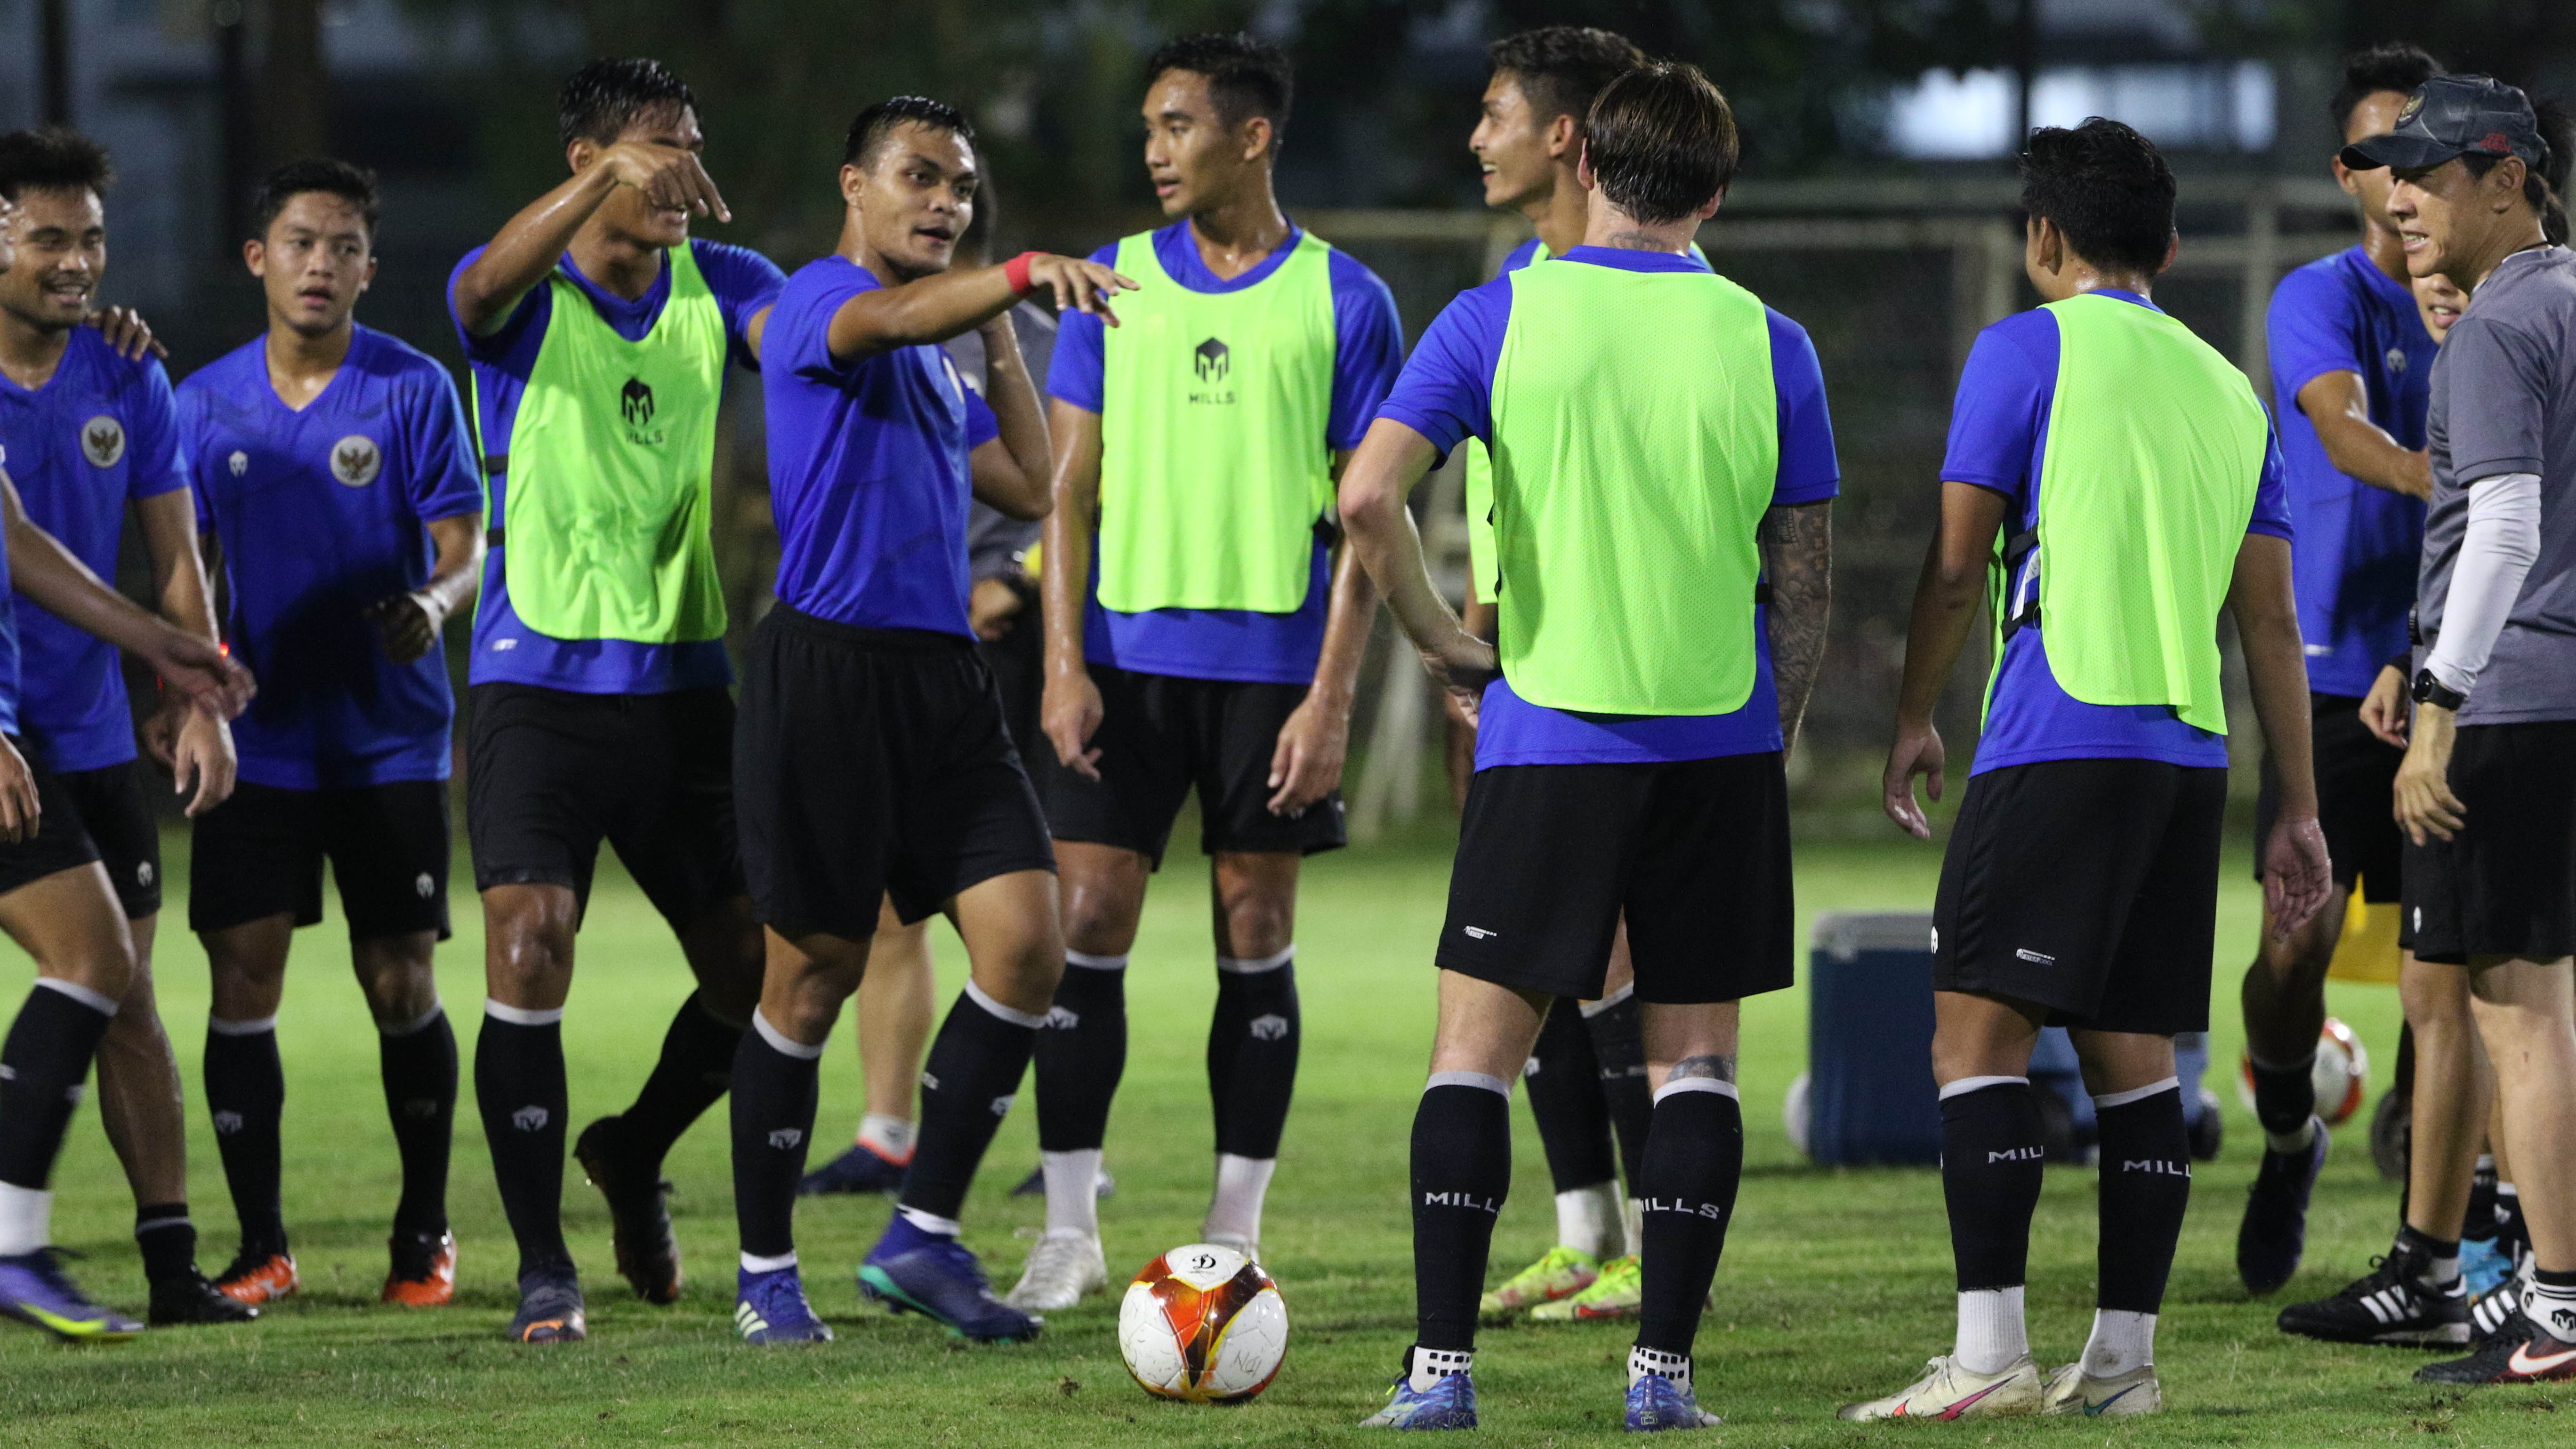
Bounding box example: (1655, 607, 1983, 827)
(1065, 950, 1128, 971)
(1653, 1076, 1739, 1104)
(2498, 1182, 2521, 1198)
(965, 979, 1047, 1030)
(35, 977, 119, 1018)
(752, 1009, 824, 1061)
(897, 1205, 962, 1237)
(1628, 1344, 1691, 1386)
(378, 1001, 446, 1038)
(1938, 1074, 2028, 1101)
(1425, 1070, 1511, 1097)
(1578, 982, 1635, 1016)
(207, 1013, 279, 1037)
(0, 1182, 54, 1256)
(2093, 1076, 2181, 1110)
(740, 1250, 797, 1272)
(483, 998, 563, 1027)
(1216, 945, 1295, 974)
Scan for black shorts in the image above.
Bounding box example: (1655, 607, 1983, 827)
(0, 739, 103, 902)
(190, 780, 452, 941)
(736, 606, 1056, 938)
(57, 762, 161, 919)
(466, 682, 743, 929)
(1933, 758, 2228, 1036)
(1039, 662, 1346, 869)
(2257, 693, 2402, 903)
(979, 593, 1045, 769)
(1436, 755, 1794, 1005)
(2401, 720, 2576, 965)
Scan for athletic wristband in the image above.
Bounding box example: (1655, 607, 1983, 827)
(1003, 251, 1041, 297)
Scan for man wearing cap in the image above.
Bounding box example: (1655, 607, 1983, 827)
(2345, 72, 2576, 1387)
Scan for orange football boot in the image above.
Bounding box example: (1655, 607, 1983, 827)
(214, 1251, 299, 1305)
(382, 1233, 458, 1306)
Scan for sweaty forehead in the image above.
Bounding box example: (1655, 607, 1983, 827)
(1143, 68, 1217, 121)
(874, 122, 975, 177)
(613, 103, 700, 147)
(8, 186, 103, 230)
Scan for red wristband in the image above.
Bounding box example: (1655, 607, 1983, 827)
(1003, 251, 1040, 297)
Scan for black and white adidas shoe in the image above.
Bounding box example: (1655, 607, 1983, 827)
(2277, 1253, 2470, 1346)
(2469, 1262, 2530, 1342)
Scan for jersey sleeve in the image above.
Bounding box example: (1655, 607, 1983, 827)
(2441, 315, 2551, 482)
(964, 384, 1001, 450)
(123, 359, 187, 503)
(1766, 309, 1840, 505)
(1326, 252, 1406, 450)
(778, 267, 878, 386)
(404, 363, 490, 524)
(173, 381, 215, 532)
(1042, 243, 1121, 414)
(449, 246, 549, 364)
(1373, 279, 1509, 459)
(1940, 312, 2053, 502)
(2266, 264, 2366, 408)
(695, 240, 789, 370)
(2248, 429, 2293, 541)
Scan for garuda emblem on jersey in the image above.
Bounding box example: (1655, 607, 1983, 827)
(80, 415, 125, 468)
(331, 435, 382, 488)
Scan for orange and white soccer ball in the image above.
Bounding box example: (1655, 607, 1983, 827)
(2238, 1016, 2371, 1126)
(1117, 1243, 1288, 1403)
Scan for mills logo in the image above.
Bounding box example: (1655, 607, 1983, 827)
(1189, 337, 1236, 405)
(79, 415, 126, 468)
(330, 435, 382, 488)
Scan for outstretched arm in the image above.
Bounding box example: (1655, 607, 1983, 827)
(4, 475, 250, 718)
(1762, 500, 1833, 750)
(452, 144, 731, 337)
(1338, 419, 1494, 720)
(1882, 481, 2006, 839)
(827, 255, 1133, 366)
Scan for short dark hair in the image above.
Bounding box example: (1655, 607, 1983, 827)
(2329, 42, 2444, 135)
(1584, 62, 1737, 225)
(2464, 97, 2573, 246)
(2020, 118, 2175, 273)
(1487, 27, 1645, 140)
(250, 158, 381, 242)
(843, 96, 976, 171)
(1144, 32, 1294, 144)
(558, 57, 696, 149)
(0, 126, 113, 203)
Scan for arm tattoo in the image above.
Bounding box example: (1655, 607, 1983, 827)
(1667, 1054, 1737, 1084)
(1763, 502, 1833, 749)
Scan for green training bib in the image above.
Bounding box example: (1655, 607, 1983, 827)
(2024, 292, 2268, 733)
(1488, 259, 1778, 715)
(1096, 230, 1337, 615)
(497, 242, 728, 645)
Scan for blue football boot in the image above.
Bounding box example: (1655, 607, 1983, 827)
(735, 1264, 833, 1344)
(2236, 1119, 2329, 1296)
(1626, 1373, 1722, 1431)
(858, 1219, 1039, 1343)
(1360, 1369, 1478, 1430)
(0, 1250, 141, 1343)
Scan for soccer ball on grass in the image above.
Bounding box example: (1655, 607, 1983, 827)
(1118, 1243, 1288, 1403)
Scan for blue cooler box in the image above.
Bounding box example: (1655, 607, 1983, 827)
(1804, 912, 1942, 1165)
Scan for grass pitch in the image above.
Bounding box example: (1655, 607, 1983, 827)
(0, 824, 2560, 1446)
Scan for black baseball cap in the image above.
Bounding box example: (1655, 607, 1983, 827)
(2342, 74, 2546, 172)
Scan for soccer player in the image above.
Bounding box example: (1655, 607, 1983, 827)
(1341, 62, 1836, 1430)
(1459, 24, 1666, 1324)
(1855, 119, 2329, 1420)
(1024, 31, 1403, 1307)
(2237, 42, 2447, 1304)
(2348, 73, 2576, 1387)
(179, 159, 484, 1309)
(726, 96, 1130, 1345)
(0, 182, 254, 1340)
(447, 57, 781, 1343)
(0, 128, 250, 1327)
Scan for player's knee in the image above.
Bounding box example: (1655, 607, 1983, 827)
(1218, 897, 1295, 960)
(354, 941, 441, 1028)
(485, 906, 575, 1004)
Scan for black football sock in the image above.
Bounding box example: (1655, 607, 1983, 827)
(2095, 1079, 2193, 1313)
(731, 1012, 821, 1262)
(898, 984, 1042, 1225)
(1527, 999, 1617, 1194)
(1411, 1073, 1512, 1353)
(1034, 956, 1127, 1153)
(1208, 950, 1299, 1160)
(2245, 1048, 2319, 1151)
(0, 983, 116, 1196)
(2464, 1156, 2500, 1243)
(204, 1014, 289, 1257)
(134, 1202, 197, 1281)
(616, 993, 741, 1169)
(1940, 1077, 2045, 1291)
(473, 1003, 572, 1278)
(2392, 1223, 2461, 1285)
(2497, 1183, 2530, 1263)
(1584, 991, 1653, 1191)
(378, 1004, 457, 1240)
(1635, 1080, 1745, 1357)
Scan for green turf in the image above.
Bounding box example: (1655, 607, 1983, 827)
(1, 826, 2558, 1445)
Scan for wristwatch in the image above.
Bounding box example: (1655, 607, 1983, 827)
(2410, 668, 2466, 712)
